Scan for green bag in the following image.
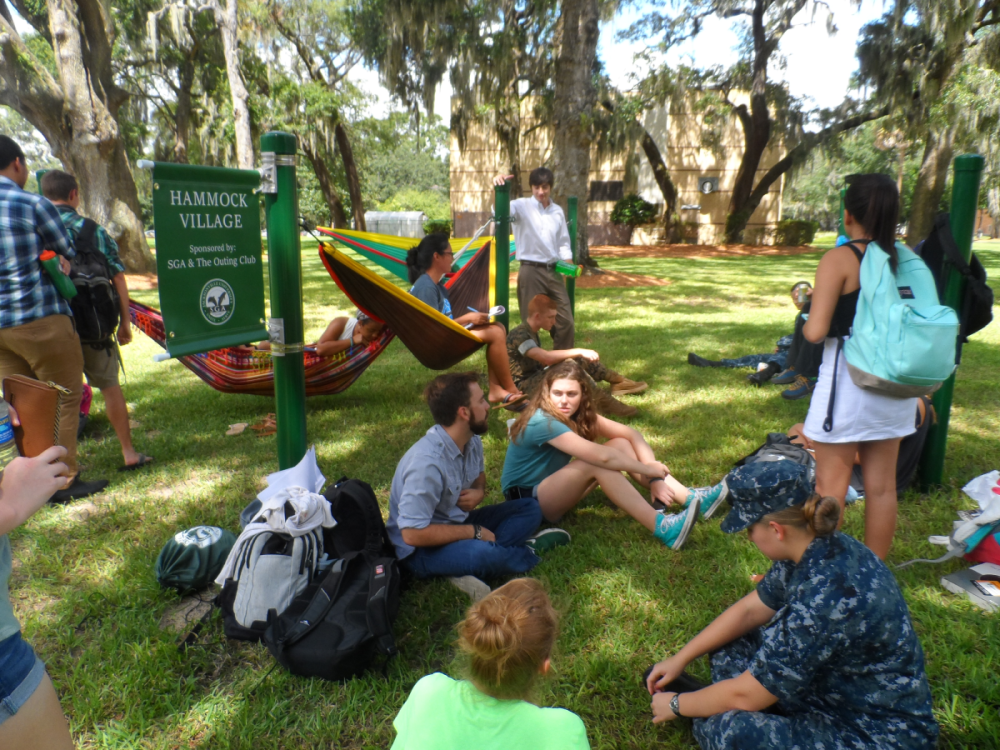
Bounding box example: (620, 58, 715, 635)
(156, 526, 237, 593)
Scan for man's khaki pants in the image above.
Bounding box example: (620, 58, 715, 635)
(517, 263, 575, 349)
(0, 315, 83, 477)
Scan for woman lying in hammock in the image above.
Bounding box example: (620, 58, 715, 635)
(255, 311, 385, 358)
(407, 233, 526, 410)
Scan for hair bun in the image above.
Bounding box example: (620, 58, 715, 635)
(804, 494, 840, 536)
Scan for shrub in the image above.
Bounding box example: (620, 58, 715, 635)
(423, 218, 452, 237)
(610, 194, 658, 227)
(775, 219, 820, 246)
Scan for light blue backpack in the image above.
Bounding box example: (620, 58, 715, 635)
(843, 240, 958, 397)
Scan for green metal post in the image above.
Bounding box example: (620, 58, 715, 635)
(918, 154, 984, 489)
(567, 197, 578, 316)
(494, 182, 511, 331)
(261, 131, 307, 469)
(838, 188, 846, 237)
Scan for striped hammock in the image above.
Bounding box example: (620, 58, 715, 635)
(128, 300, 394, 397)
(316, 226, 515, 282)
(319, 240, 491, 370)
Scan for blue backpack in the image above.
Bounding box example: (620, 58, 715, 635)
(843, 240, 959, 397)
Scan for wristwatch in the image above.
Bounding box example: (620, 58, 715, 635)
(473, 524, 483, 540)
(669, 693, 684, 718)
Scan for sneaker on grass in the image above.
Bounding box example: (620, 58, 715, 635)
(526, 528, 571, 554)
(781, 375, 815, 400)
(448, 575, 491, 602)
(771, 368, 799, 385)
(653, 501, 699, 550)
(684, 479, 729, 520)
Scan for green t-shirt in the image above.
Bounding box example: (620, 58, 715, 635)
(501, 410, 572, 491)
(0, 534, 20, 642)
(392, 672, 589, 750)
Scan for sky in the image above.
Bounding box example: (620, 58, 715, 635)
(351, 0, 888, 121)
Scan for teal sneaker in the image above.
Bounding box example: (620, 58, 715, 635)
(653, 502, 699, 550)
(526, 528, 571, 554)
(685, 479, 729, 520)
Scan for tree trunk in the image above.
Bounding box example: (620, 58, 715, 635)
(302, 141, 349, 228)
(173, 55, 195, 163)
(335, 121, 365, 231)
(0, 0, 154, 271)
(906, 127, 955, 246)
(640, 129, 679, 238)
(551, 0, 599, 265)
(725, 0, 772, 243)
(215, 0, 253, 169)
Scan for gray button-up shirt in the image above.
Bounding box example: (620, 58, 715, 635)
(386, 424, 485, 559)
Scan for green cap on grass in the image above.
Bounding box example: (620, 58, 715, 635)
(156, 526, 236, 593)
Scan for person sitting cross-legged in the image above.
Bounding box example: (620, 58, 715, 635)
(508, 294, 646, 418)
(386, 372, 569, 602)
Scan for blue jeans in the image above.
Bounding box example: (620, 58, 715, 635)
(0, 631, 46, 726)
(403, 497, 542, 580)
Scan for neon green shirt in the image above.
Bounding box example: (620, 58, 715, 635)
(391, 672, 590, 750)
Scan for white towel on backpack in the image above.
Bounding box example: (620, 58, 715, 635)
(215, 486, 336, 585)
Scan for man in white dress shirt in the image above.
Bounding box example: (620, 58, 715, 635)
(493, 167, 575, 349)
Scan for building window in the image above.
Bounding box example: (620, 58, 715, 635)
(589, 181, 624, 201)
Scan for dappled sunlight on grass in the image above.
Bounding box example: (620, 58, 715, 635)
(7, 244, 999, 748)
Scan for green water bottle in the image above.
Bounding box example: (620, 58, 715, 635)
(39, 250, 77, 300)
(0, 400, 19, 471)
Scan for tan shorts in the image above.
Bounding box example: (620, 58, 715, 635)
(82, 344, 120, 390)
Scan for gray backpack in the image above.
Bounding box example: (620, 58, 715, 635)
(216, 528, 324, 641)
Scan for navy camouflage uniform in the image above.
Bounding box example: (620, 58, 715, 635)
(692, 532, 938, 750)
(506, 321, 612, 394)
(715, 333, 793, 370)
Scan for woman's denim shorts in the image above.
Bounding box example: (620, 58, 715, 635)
(0, 631, 46, 726)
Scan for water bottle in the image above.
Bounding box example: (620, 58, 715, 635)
(39, 250, 78, 300)
(0, 400, 19, 471)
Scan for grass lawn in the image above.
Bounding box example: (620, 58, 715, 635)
(9, 239, 1000, 749)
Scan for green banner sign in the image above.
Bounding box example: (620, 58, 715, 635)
(151, 162, 268, 357)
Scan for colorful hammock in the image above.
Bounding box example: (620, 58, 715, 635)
(316, 226, 516, 282)
(128, 300, 394, 397)
(319, 241, 489, 370)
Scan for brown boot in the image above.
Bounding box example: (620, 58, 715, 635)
(593, 388, 638, 417)
(611, 377, 649, 396)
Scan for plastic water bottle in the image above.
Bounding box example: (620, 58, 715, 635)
(0, 400, 19, 471)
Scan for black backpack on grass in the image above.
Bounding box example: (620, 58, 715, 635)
(262, 477, 400, 681)
(69, 219, 120, 346)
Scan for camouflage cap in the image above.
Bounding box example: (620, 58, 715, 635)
(719, 460, 814, 534)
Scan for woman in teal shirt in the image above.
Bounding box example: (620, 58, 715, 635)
(392, 578, 589, 749)
(501, 361, 725, 550)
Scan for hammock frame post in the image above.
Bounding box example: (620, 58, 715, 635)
(567, 196, 578, 316)
(494, 182, 511, 331)
(262, 131, 307, 469)
(918, 154, 984, 489)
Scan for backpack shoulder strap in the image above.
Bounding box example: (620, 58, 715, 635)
(275, 551, 362, 648)
(73, 219, 100, 259)
(365, 557, 398, 657)
(843, 239, 869, 264)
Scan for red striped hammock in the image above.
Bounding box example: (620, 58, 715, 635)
(128, 300, 394, 397)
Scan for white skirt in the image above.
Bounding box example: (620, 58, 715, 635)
(803, 338, 918, 444)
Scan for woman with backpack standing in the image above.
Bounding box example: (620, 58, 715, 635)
(801, 173, 918, 559)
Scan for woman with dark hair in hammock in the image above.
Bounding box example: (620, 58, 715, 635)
(408, 233, 526, 410)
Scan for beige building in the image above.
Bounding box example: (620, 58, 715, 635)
(450, 96, 785, 244)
